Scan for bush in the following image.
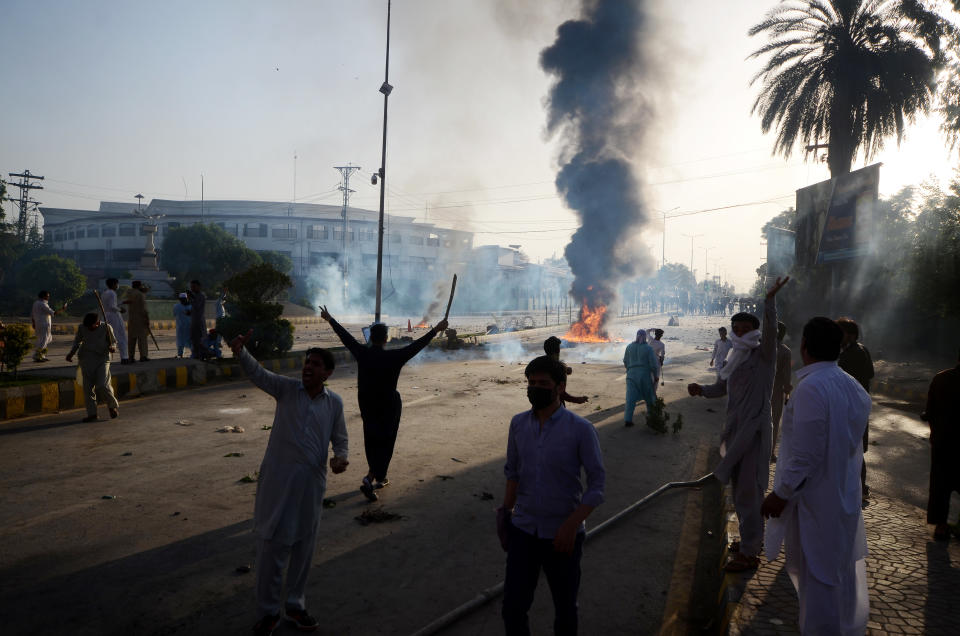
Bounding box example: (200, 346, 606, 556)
(218, 263, 294, 360)
(0, 323, 33, 376)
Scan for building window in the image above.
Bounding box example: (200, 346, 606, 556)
(139, 223, 153, 236)
(75, 228, 85, 238)
(272, 226, 297, 239)
(332, 229, 355, 242)
(216, 222, 237, 236)
(408, 235, 424, 246)
(427, 234, 440, 247)
(307, 224, 329, 240)
(102, 224, 116, 237)
(87, 225, 99, 238)
(44, 230, 52, 243)
(359, 228, 377, 242)
(54, 230, 65, 241)
(165, 222, 181, 232)
(244, 223, 267, 237)
(118, 223, 136, 237)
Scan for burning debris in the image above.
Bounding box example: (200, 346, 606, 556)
(541, 0, 659, 341)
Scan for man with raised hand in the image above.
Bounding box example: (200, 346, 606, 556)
(688, 276, 789, 572)
(230, 329, 349, 636)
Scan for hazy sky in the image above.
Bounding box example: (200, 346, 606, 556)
(1, 0, 956, 292)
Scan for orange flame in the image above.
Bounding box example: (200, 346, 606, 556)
(564, 302, 611, 343)
(415, 321, 430, 329)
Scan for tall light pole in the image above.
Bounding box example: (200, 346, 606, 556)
(681, 232, 702, 278)
(703, 246, 714, 283)
(373, 0, 393, 322)
(659, 206, 679, 269)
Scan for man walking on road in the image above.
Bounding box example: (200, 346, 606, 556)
(31, 290, 59, 362)
(761, 317, 871, 635)
(229, 330, 349, 636)
(688, 276, 788, 572)
(622, 329, 659, 428)
(500, 355, 605, 636)
(123, 281, 150, 362)
(320, 306, 447, 502)
(102, 278, 130, 365)
(710, 326, 733, 372)
(922, 348, 960, 541)
(836, 317, 874, 506)
(66, 312, 120, 422)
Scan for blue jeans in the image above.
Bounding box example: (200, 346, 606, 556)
(502, 524, 584, 636)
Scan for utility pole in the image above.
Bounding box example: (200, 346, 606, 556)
(374, 0, 394, 323)
(335, 164, 362, 302)
(703, 246, 713, 283)
(681, 232, 702, 278)
(7, 170, 45, 241)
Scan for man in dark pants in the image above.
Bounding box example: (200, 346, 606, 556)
(500, 355, 605, 636)
(836, 317, 874, 506)
(187, 279, 207, 359)
(922, 349, 960, 540)
(320, 306, 447, 502)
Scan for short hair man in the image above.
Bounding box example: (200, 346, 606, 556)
(66, 312, 120, 422)
(30, 290, 58, 362)
(229, 330, 349, 636)
(761, 317, 871, 635)
(501, 355, 605, 635)
(649, 328, 666, 370)
(711, 326, 733, 371)
(836, 317, 874, 505)
(543, 336, 588, 405)
(688, 277, 788, 571)
(102, 278, 130, 364)
(321, 306, 447, 502)
(123, 281, 150, 362)
(922, 348, 960, 540)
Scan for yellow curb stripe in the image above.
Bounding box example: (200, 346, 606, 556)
(175, 366, 187, 387)
(73, 381, 84, 408)
(157, 369, 166, 387)
(6, 394, 25, 418)
(129, 373, 137, 394)
(40, 383, 58, 412)
(111, 375, 119, 394)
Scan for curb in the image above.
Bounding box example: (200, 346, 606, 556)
(715, 484, 747, 635)
(874, 379, 926, 404)
(21, 315, 328, 336)
(0, 347, 354, 421)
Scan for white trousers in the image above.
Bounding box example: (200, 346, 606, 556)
(255, 527, 320, 619)
(785, 514, 869, 635)
(105, 313, 128, 361)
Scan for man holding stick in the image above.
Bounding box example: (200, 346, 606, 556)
(320, 306, 447, 502)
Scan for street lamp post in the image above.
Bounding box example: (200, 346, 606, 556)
(373, 0, 393, 323)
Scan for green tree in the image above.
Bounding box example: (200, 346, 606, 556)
(749, 0, 949, 177)
(911, 179, 960, 319)
(218, 263, 294, 360)
(17, 255, 86, 305)
(161, 223, 261, 291)
(0, 323, 33, 377)
(257, 250, 293, 275)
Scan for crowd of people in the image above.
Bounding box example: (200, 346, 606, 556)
(14, 275, 960, 635)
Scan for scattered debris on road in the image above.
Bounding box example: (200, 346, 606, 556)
(217, 425, 245, 433)
(436, 475, 455, 481)
(474, 492, 494, 501)
(121, 452, 133, 456)
(239, 472, 259, 483)
(261, 425, 273, 430)
(355, 508, 402, 526)
(451, 457, 466, 463)
(175, 419, 193, 426)
(101, 495, 116, 500)
(223, 452, 244, 457)
(323, 499, 336, 509)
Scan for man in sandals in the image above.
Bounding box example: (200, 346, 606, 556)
(688, 276, 788, 572)
(761, 317, 871, 634)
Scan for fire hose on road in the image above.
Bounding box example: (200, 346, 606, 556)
(407, 472, 717, 636)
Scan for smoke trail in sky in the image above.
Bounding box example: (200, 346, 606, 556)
(541, 0, 655, 319)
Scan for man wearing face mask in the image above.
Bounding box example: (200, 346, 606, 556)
(688, 276, 789, 572)
(500, 355, 605, 636)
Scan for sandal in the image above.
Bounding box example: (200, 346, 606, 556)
(724, 553, 760, 572)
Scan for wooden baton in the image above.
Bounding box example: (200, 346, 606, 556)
(444, 273, 458, 320)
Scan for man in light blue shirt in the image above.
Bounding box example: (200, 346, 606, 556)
(501, 355, 605, 636)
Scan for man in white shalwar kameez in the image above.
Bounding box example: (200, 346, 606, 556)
(688, 276, 788, 571)
(762, 317, 871, 636)
(30, 290, 58, 362)
(102, 278, 129, 364)
(230, 330, 349, 636)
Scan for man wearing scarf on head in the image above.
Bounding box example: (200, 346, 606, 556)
(689, 276, 789, 572)
(623, 329, 660, 428)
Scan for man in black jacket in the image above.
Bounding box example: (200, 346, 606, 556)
(321, 306, 447, 501)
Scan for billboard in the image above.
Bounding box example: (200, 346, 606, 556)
(766, 226, 796, 278)
(794, 163, 879, 266)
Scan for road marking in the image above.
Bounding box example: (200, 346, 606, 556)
(405, 395, 438, 407)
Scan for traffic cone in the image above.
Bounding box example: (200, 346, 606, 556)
(407, 319, 412, 332)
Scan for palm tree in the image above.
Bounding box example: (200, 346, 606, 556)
(749, 0, 949, 177)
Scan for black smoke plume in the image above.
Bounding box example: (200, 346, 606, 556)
(541, 0, 653, 321)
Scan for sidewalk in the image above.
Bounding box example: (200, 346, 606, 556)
(722, 493, 960, 635)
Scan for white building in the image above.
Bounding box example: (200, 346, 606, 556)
(40, 199, 474, 280)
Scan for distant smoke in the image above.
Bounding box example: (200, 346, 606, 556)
(541, 0, 655, 313)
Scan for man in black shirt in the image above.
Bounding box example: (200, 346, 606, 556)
(321, 306, 447, 501)
(836, 317, 874, 506)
